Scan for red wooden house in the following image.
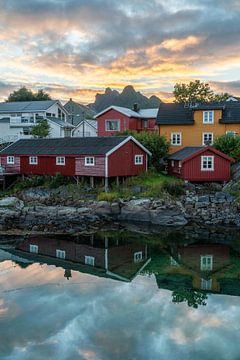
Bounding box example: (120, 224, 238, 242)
(167, 146, 234, 182)
(0, 136, 151, 188)
(95, 105, 158, 136)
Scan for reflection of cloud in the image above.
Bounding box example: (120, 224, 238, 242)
(1, 261, 240, 359)
(0, 0, 240, 102)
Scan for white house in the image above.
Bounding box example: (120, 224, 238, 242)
(0, 100, 74, 144)
(72, 119, 97, 137)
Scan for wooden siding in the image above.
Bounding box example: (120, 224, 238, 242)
(75, 156, 105, 177)
(1, 156, 21, 173)
(159, 109, 240, 152)
(108, 140, 147, 177)
(168, 148, 232, 182)
(20, 155, 76, 176)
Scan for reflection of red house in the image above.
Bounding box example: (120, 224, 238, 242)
(168, 146, 234, 182)
(95, 106, 158, 136)
(15, 235, 150, 282)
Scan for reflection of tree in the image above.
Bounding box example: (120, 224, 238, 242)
(172, 288, 208, 308)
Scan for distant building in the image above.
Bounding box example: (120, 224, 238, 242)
(64, 98, 96, 126)
(0, 100, 74, 144)
(95, 105, 158, 136)
(72, 119, 97, 137)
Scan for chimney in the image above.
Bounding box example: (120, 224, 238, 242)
(133, 103, 140, 112)
(70, 98, 72, 101)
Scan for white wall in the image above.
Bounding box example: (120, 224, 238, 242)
(72, 121, 97, 137)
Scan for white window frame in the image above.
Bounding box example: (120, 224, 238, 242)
(134, 155, 143, 165)
(29, 156, 38, 165)
(56, 156, 65, 166)
(56, 249, 66, 259)
(7, 156, 15, 164)
(105, 119, 120, 132)
(202, 132, 214, 145)
(226, 131, 236, 137)
(171, 132, 182, 146)
(85, 255, 95, 266)
(171, 160, 174, 167)
(201, 278, 212, 290)
(200, 255, 213, 271)
(85, 157, 95, 166)
(134, 251, 143, 263)
(201, 156, 214, 171)
(29, 244, 38, 254)
(203, 111, 214, 124)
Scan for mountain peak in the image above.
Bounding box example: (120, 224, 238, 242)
(91, 85, 161, 112)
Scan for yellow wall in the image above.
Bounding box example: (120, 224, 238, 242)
(159, 109, 240, 153)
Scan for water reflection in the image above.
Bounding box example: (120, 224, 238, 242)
(1, 230, 240, 359)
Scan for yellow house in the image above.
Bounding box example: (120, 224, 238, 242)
(156, 102, 240, 153)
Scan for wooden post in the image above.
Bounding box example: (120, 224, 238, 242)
(116, 176, 120, 187)
(104, 177, 109, 192)
(90, 176, 94, 188)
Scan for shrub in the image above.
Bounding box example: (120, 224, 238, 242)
(213, 135, 240, 160)
(48, 174, 71, 189)
(97, 192, 119, 202)
(161, 180, 184, 196)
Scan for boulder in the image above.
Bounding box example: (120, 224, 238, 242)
(0, 197, 24, 210)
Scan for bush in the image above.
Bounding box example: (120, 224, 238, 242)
(118, 130, 169, 171)
(161, 180, 185, 196)
(213, 135, 240, 160)
(97, 192, 119, 202)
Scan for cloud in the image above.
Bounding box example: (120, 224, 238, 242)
(0, 0, 240, 103)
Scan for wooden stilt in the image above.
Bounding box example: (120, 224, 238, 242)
(116, 176, 120, 187)
(90, 176, 94, 188)
(104, 177, 109, 192)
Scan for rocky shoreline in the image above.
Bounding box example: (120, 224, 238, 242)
(0, 186, 239, 233)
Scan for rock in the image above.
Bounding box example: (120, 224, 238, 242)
(22, 188, 51, 202)
(198, 195, 210, 203)
(128, 199, 151, 207)
(0, 197, 24, 210)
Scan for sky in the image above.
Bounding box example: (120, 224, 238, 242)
(0, 0, 240, 104)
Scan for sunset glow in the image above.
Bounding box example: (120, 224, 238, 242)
(0, 0, 240, 103)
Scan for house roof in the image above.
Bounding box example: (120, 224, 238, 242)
(157, 102, 240, 125)
(0, 136, 150, 156)
(74, 119, 98, 130)
(168, 146, 235, 163)
(0, 100, 59, 113)
(46, 117, 75, 128)
(95, 105, 159, 119)
(156, 103, 194, 125)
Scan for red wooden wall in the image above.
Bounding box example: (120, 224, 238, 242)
(108, 140, 147, 177)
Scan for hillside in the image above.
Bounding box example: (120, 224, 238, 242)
(89, 85, 162, 112)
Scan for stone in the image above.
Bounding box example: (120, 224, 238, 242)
(0, 197, 24, 210)
(198, 195, 210, 203)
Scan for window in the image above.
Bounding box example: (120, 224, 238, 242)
(85, 256, 95, 266)
(56, 249, 66, 259)
(171, 132, 182, 146)
(226, 131, 236, 137)
(29, 244, 38, 254)
(171, 160, 174, 167)
(134, 251, 143, 262)
(29, 156, 38, 165)
(7, 156, 14, 164)
(105, 120, 120, 131)
(202, 132, 213, 145)
(203, 111, 214, 124)
(56, 156, 65, 165)
(200, 255, 213, 271)
(134, 155, 143, 165)
(143, 120, 148, 129)
(201, 278, 212, 290)
(201, 156, 214, 171)
(85, 157, 95, 166)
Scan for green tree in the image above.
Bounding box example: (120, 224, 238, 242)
(7, 86, 52, 102)
(30, 120, 51, 138)
(213, 134, 240, 160)
(118, 130, 169, 171)
(173, 80, 231, 104)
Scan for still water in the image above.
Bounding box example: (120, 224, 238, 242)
(0, 229, 240, 360)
